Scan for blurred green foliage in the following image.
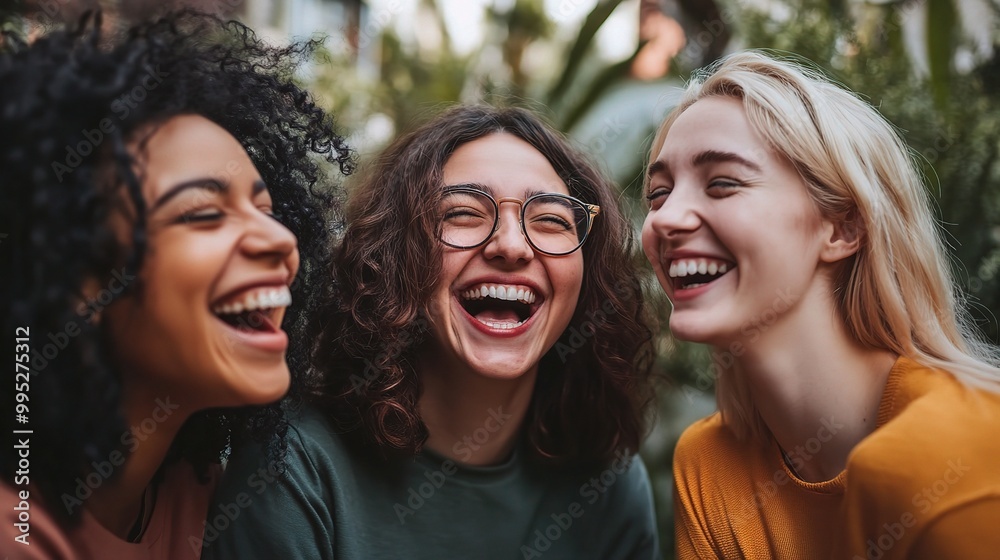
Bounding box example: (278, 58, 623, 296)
(739, 0, 1000, 341)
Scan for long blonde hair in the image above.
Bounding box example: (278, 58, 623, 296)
(648, 50, 1000, 441)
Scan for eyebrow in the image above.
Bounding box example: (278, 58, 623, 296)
(446, 183, 549, 199)
(646, 150, 762, 180)
(691, 150, 762, 172)
(646, 160, 668, 180)
(151, 178, 268, 211)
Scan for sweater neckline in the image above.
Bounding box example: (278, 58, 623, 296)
(417, 443, 522, 484)
(770, 356, 910, 494)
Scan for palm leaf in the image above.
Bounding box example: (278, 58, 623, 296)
(546, 0, 625, 105)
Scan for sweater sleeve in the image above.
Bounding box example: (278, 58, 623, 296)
(200, 426, 334, 560)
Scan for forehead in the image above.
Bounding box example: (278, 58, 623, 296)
(132, 115, 258, 201)
(654, 96, 771, 172)
(443, 132, 569, 196)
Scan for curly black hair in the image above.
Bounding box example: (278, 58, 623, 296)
(0, 10, 351, 524)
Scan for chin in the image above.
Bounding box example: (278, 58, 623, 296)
(225, 365, 292, 406)
(462, 352, 538, 381)
(668, 315, 722, 345)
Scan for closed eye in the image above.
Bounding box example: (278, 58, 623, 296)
(707, 178, 743, 195)
(531, 214, 573, 230)
(646, 187, 672, 210)
(178, 209, 223, 224)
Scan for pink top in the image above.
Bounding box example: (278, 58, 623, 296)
(1, 461, 219, 560)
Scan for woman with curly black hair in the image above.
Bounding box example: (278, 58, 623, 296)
(0, 11, 350, 559)
(205, 105, 661, 559)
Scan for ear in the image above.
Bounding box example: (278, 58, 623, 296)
(819, 210, 862, 264)
(76, 277, 104, 325)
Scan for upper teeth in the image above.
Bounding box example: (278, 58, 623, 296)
(668, 258, 729, 278)
(461, 284, 536, 304)
(212, 286, 292, 315)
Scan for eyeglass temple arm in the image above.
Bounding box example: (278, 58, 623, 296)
(583, 204, 601, 234)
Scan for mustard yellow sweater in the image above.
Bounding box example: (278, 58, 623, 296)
(673, 357, 1000, 559)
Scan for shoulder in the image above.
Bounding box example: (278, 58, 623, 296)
(220, 405, 345, 494)
(570, 451, 660, 559)
(284, 404, 343, 453)
(591, 450, 656, 510)
(673, 412, 751, 474)
(909, 496, 1000, 559)
(671, 413, 780, 558)
(202, 406, 345, 557)
(674, 413, 727, 454)
(849, 360, 1000, 485)
(841, 359, 1000, 555)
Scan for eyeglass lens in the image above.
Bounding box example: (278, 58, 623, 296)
(440, 190, 589, 254)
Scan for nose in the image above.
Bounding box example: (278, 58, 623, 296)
(241, 208, 298, 263)
(482, 205, 533, 263)
(646, 186, 702, 239)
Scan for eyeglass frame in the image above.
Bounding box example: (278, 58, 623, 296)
(438, 185, 601, 257)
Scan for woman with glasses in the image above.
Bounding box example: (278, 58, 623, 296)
(203, 105, 660, 559)
(644, 51, 1000, 559)
(0, 12, 349, 559)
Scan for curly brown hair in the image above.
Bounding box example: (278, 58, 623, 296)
(308, 105, 655, 469)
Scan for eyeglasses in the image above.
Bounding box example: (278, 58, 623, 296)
(438, 186, 600, 256)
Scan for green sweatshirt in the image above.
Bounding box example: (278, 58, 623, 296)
(201, 406, 660, 560)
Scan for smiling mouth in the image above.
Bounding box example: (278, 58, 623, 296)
(458, 283, 541, 330)
(211, 286, 292, 333)
(668, 257, 734, 290)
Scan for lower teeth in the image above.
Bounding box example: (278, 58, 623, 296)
(478, 318, 524, 330)
(684, 282, 707, 289)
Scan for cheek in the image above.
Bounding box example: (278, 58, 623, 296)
(640, 218, 663, 271)
(288, 248, 301, 280)
(553, 256, 584, 304)
(437, 251, 469, 292)
(426, 253, 462, 322)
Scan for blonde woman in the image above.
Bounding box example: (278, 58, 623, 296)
(642, 51, 1000, 559)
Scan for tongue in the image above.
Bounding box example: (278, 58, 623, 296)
(475, 308, 520, 323)
(225, 310, 275, 333)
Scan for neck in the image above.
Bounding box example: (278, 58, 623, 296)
(417, 356, 535, 466)
(85, 384, 189, 539)
(718, 282, 897, 482)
